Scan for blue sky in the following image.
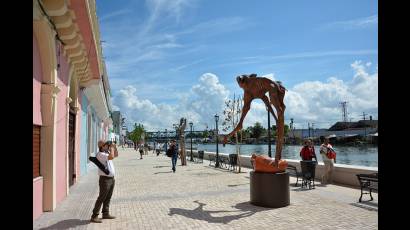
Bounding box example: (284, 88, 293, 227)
(96, 0, 378, 131)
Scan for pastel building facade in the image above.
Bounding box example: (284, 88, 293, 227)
(33, 0, 112, 220)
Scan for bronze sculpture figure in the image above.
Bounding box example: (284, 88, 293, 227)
(177, 118, 187, 166)
(223, 74, 286, 167)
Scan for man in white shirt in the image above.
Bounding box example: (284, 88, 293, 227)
(90, 140, 117, 223)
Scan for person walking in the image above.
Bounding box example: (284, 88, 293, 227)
(169, 140, 179, 173)
(90, 140, 117, 223)
(139, 143, 144, 159)
(112, 141, 119, 158)
(320, 137, 336, 184)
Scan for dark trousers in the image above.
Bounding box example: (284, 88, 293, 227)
(172, 154, 178, 171)
(92, 176, 115, 217)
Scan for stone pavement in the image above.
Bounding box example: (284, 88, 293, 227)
(33, 148, 378, 230)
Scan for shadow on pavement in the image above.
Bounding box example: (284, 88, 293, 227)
(38, 219, 89, 230)
(227, 183, 249, 187)
(314, 184, 328, 187)
(350, 201, 378, 211)
(291, 187, 315, 192)
(169, 200, 270, 224)
(153, 165, 169, 168)
(154, 171, 173, 174)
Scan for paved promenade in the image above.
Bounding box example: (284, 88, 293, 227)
(33, 148, 378, 230)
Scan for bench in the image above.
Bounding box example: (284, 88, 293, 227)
(219, 155, 230, 169)
(208, 155, 215, 166)
(197, 151, 204, 163)
(286, 165, 302, 186)
(228, 154, 238, 171)
(356, 173, 378, 202)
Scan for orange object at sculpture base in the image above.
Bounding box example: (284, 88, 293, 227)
(251, 154, 288, 173)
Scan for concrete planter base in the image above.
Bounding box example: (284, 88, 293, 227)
(250, 171, 290, 208)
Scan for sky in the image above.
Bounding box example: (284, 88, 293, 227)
(96, 0, 378, 132)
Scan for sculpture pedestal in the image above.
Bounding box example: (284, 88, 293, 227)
(250, 171, 290, 208)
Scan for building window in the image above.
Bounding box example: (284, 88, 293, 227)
(33, 125, 41, 178)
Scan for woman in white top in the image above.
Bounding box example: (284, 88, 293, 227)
(319, 137, 335, 184)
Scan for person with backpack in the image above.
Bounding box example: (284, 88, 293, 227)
(167, 140, 179, 173)
(90, 140, 117, 223)
(320, 137, 336, 184)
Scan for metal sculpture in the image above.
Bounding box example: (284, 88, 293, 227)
(223, 74, 286, 168)
(178, 118, 187, 165)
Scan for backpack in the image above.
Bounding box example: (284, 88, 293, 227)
(326, 148, 336, 159)
(166, 147, 173, 157)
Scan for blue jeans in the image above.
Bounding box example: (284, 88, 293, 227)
(172, 154, 178, 171)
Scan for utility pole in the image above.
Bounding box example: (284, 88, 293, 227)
(267, 105, 271, 158)
(340, 101, 348, 122)
(362, 112, 368, 137)
(311, 123, 315, 139)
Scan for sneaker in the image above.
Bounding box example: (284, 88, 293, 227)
(102, 214, 116, 219)
(90, 216, 102, 223)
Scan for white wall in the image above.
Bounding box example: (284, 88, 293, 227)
(187, 150, 377, 188)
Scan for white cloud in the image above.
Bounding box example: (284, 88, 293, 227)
(115, 61, 378, 132)
(171, 58, 207, 71)
(261, 73, 276, 81)
(216, 50, 377, 68)
(186, 73, 230, 125)
(99, 9, 132, 22)
(322, 15, 378, 30)
(114, 73, 229, 131)
(145, 0, 192, 23)
(241, 61, 378, 129)
(176, 17, 249, 37)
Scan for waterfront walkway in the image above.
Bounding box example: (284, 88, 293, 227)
(33, 148, 378, 230)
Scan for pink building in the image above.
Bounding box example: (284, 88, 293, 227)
(33, 0, 111, 220)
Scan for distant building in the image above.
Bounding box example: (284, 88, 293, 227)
(290, 119, 378, 140)
(111, 111, 122, 143)
(328, 119, 378, 131)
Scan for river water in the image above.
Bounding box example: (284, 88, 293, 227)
(196, 144, 378, 167)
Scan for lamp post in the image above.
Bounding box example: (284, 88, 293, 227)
(215, 114, 220, 168)
(165, 129, 168, 152)
(189, 122, 194, 161)
(173, 124, 179, 143)
(267, 106, 272, 158)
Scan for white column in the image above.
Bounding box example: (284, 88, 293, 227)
(40, 83, 60, 211)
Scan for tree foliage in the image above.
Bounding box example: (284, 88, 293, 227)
(129, 123, 145, 144)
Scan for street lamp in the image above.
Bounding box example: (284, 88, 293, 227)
(266, 106, 272, 158)
(165, 128, 168, 152)
(189, 122, 193, 161)
(215, 114, 220, 168)
(173, 124, 179, 144)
